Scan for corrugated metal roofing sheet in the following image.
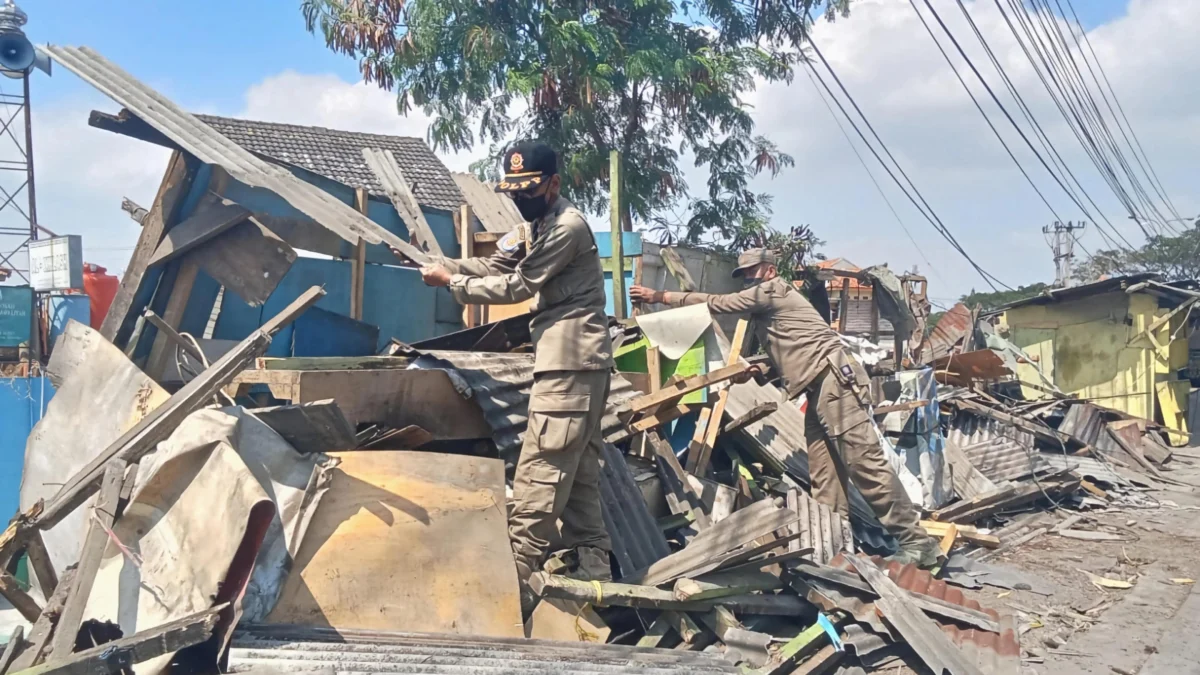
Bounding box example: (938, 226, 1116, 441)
(920, 303, 972, 365)
(1041, 452, 1131, 487)
(231, 624, 741, 674)
(598, 442, 672, 577)
(722, 380, 897, 555)
(787, 489, 856, 565)
(453, 173, 524, 233)
(42, 45, 430, 265)
(416, 351, 637, 457)
(1058, 403, 1105, 446)
(828, 555, 1021, 675)
(946, 412, 1047, 483)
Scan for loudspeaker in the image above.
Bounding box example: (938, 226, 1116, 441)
(0, 31, 33, 73)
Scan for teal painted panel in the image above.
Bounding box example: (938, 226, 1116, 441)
(0, 286, 33, 348)
(603, 269, 636, 317)
(594, 231, 643, 257)
(0, 377, 53, 518)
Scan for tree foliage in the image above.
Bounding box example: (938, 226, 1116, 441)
(959, 283, 1050, 312)
(1074, 225, 1200, 283)
(301, 0, 849, 245)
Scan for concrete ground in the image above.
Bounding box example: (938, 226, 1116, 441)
(964, 450, 1200, 675)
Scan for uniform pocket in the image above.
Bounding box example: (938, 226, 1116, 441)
(530, 392, 591, 413)
(530, 410, 587, 453)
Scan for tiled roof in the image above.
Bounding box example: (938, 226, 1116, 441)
(195, 115, 464, 212)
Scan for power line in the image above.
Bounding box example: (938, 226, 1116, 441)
(801, 65, 947, 288)
(804, 36, 1011, 290)
(913, 0, 1138, 253)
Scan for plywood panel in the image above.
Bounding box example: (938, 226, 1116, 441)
(268, 451, 523, 636)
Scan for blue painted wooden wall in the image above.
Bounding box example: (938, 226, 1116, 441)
(0, 377, 53, 518)
(596, 231, 643, 318)
(136, 159, 463, 358)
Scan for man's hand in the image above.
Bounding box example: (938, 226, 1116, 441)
(731, 363, 765, 385)
(629, 285, 662, 304)
(420, 264, 453, 287)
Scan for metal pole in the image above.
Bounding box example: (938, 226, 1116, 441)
(23, 72, 40, 364)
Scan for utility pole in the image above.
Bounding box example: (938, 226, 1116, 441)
(1042, 221, 1086, 288)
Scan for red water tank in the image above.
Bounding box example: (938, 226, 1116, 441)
(82, 263, 119, 330)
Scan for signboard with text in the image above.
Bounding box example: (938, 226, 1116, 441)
(29, 235, 83, 291)
(0, 286, 32, 349)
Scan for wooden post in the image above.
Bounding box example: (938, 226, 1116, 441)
(646, 347, 661, 394)
(459, 204, 477, 328)
(609, 150, 626, 320)
(837, 278, 850, 334)
(144, 259, 199, 380)
(351, 188, 368, 321)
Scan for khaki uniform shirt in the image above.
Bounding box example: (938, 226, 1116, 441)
(436, 197, 614, 374)
(678, 277, 843, 397)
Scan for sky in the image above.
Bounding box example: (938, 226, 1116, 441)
(2, 0, 1194, 306)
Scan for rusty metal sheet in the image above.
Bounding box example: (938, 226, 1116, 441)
(921, 302, 972, 364)
(931, 349, 1012, 387)
(266, 451, 524, 637)
(829, 554, 1022, 675)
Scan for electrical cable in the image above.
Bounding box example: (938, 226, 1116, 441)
(804, 37, 1011, 291)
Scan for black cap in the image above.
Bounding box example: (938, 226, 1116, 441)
(495, 141, 558, 193)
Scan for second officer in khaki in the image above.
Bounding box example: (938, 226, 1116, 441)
(630, 249, 941, 568)
(416, 141, 614, 611)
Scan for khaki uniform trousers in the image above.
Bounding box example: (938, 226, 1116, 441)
(801, 368, 927, 547)
(509, 369, 613, 582)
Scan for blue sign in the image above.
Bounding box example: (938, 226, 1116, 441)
(0, 286, 33, 347)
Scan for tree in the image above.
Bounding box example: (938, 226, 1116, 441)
(301, 0, 849, 245)
(959, 283, 1050, 312)
(1074, 225, 1200, 283)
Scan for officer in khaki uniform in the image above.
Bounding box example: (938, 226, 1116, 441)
(629, 249, 940, 567)
(417, 141, 615, 609)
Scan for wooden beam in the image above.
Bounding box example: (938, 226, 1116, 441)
(142, 310, 204, 361)
(628, 403, 698, 434)
(29, 287, 324, 535)
(350, 188, 368, 321)
(101, 151, 195, 346)
(257, 356, 411, 371)
(529, 573, 807, 615)
(146, 197, 249, 267)
(24, 531, 58, 597)
(459, 204, 477, 329)
(0, 571, 40, 624)
(7, 567, 77, 673)
(0, 625, 23, 675)
(629, 363, 748, 415)
(144, 258, 200, 380)
(609, 150, 626, 320)
(647, 430, 710, 530)
(646, 347, 661, 394)
(723, 402, 778, 434)
(21, 604, 225, 675)
(836, 278, 850, 333)
(683, 407, 713, 473)
(689, 319, 749, 475)
(361, 148, 444, 256)
(192, 217, 296, 307)
(49, 463, 127, 661)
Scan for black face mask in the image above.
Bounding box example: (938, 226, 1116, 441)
(743, 275, 764, 288)
(513, 191, 552, 222)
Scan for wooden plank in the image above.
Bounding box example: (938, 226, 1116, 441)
(100, 150, 194, 344)
(249, 400, 357, 454)
(837, 278, 850, 333)
(49, 463, 126, 661)
(691, 319, 749, 475)
(920, 521, 1000, 549)
(7, 567, 77, 673)
(0, 571, 40, 623)
(629, 403, 697, 434)
(459, 204, 477, 329)
(30, 287, 324, 534)
(192, 217, 297, 306)
(24, 531, 58, 597)
(723, 402, 778, 434)
(847, 557, 986, 675)
(142, 310, 203, 362)
(635, 615, 673, 648)
(939, 524, 959, 556)
(629, 363, 748, 415)
(529, 574, 807, 615)
(147, 197, 249, 266)
(0, 626, 23, 675)
(350, 187, 368, 321)
(257, 356, 412, 371)
(144, 258, 199, 380)
(659, 247, 698, 292)
(609, 150, 626, 320)
(291, 369, 492, 439)
(646, 347, 661, 393)
(21, 604, 224, 675)
(873, 399, 930, 416)
(683, 407, 713, 473)
(672, 569, 783, 601)
(361, 148, 444, 256)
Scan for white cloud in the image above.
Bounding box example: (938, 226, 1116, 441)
(742, 0, 1199, 297)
